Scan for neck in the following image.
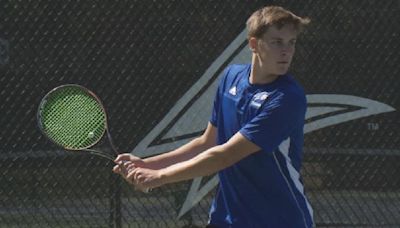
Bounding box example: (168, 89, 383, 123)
(249, 56, 280, 85)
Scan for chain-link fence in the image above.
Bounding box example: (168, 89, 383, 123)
(1, 0, 399, 227)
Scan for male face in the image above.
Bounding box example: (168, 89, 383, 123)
(252, 24, 298, 76)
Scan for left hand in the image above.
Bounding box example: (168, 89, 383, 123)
(127, 167, 165, 191)
(113, 153, 145, 176)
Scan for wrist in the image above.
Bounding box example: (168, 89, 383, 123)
(158, 168, 169, 186)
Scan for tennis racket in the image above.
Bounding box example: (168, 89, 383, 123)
(37, 84, 118, 161)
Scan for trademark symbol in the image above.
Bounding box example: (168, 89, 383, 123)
(367, 123, 379, 131)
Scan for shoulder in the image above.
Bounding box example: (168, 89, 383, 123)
(281, 75, 306, 100)
(226, 64, 250, 73)
(222, 64, 250, 80)
(218, 64, 250, 89)
(272, 75, 306, 111)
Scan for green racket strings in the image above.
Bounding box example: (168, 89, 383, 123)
(40, 86, 106, 150)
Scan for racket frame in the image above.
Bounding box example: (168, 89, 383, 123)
(37, 84, 118, 161)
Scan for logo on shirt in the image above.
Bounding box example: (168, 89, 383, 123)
(229, 86, 237, 96)
(250, 92, 269, 108)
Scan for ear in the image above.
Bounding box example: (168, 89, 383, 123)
(248, 37, 258, 53)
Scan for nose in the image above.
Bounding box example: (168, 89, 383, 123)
(281, 44, 294, 56)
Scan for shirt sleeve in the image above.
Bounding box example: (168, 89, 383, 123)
(239, 90, 306, 153)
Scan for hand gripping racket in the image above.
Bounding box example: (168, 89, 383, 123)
(37, 84, 118, 161)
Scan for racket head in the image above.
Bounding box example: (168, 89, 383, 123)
(37, 84, 108, 151)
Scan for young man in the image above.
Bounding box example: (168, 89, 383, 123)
(114, 6, 313, 228)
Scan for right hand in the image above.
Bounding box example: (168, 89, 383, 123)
(112, 153, 152, 193)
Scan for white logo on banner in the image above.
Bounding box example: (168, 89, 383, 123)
(132, 29, 396, 218)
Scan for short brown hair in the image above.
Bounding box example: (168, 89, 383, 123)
(246, 6, 310, 39)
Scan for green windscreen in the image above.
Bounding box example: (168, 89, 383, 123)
(39, 86, 106, 150)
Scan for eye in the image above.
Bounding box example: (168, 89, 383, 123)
(271, 40, 283, 46)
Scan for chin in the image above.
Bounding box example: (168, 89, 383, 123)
(277, 65, 290, 74)
(276, 69, 289, 75)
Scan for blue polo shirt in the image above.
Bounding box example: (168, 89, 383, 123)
(209, 64, 314, 228)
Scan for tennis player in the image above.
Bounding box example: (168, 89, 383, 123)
(114, 5, 314, 228)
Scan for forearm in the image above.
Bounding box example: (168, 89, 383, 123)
(159, 133, 257, 185)
(143, 136, 214, 169)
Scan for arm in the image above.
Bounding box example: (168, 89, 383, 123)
(113, 122, 217, 173)
(128, 132, 261, 189)
(142, 122, 217, 169)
